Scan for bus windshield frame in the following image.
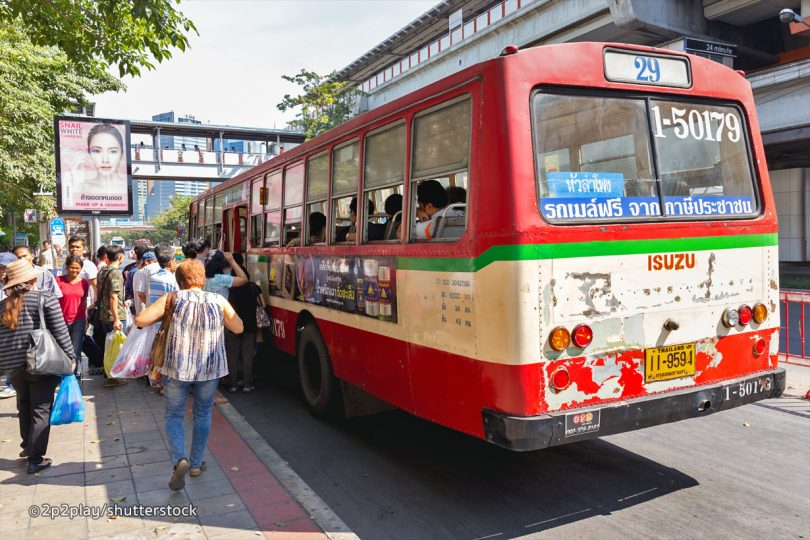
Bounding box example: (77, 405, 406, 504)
(531, 88, 760, 224)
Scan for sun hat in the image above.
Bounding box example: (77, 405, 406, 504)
(0, 252, 17, 266)
(3, 259, 37, 289)
(143, 251, 157, 261)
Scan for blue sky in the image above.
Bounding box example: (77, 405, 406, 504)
(93, 0, 437, 129)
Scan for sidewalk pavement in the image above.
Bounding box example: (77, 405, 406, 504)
(0, 371, 334, 540)
(782, 361, 810, 399)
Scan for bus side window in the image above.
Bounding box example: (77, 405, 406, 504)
(331, 140, 360, 243)
(363, 122, 405, 243)
(410, 97, 471, 242)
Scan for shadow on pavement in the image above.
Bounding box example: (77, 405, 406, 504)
(228, 353, 700, 540)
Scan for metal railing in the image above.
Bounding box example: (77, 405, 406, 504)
(360, 0, 537, 93)
(779, 289, 810, 366)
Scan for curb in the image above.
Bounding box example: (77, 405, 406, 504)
(216, 402, 359, 540)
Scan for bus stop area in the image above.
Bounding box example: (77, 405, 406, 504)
(1, 359, 807, 539)
(0, 371, 349, 540)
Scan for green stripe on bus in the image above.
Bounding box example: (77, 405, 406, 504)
(397, 233, 777, 273)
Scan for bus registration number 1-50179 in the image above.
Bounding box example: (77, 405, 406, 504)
(645, 343, 696, 383)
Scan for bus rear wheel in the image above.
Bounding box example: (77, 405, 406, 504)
(297, 323, 342, 418)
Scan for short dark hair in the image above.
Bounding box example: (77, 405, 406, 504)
(106, 245, 124, 261)
(12, 245, 29, 257)
(309, 212, 326, 236)
(384, 194, 402, 216)
(155, 246, 173, 269)
(446, 186, 467, 205)
(182, 241, 198, 260)
(96, 246, 107, 259)
(349, 197, 374, 216)
(417, 180, 448, 209)
(64, 255, 83, 268)
(42, 241, 50, 247)
(133, 243, 148, 261)
(68, 236, 84, 247)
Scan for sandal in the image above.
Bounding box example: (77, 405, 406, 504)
(242, 386, 254, 393)
(189, 461, 208, 477)
(168, 458, 190, 490)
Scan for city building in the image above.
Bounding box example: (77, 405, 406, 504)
(334, 0, 810, 262)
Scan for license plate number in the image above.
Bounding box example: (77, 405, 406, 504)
(645, 343, 695, 383)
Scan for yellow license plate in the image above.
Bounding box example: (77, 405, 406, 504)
(645, 343, 696, 383)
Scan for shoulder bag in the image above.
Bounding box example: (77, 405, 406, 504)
(150, 291, 177, 368)
(26, 291, 74, 376)
(254, 284, 271, 328)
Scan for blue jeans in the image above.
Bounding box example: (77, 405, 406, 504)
(67, 319, 86, 377)
(163, 377, 219, 469)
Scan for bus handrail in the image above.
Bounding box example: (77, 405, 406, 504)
(779, 289, 810, 367)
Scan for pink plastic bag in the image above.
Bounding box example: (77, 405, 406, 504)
(110, 325, 158, 378)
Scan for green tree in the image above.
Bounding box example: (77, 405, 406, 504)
(0, 0, 197, 78)
(277, 69, 361, 140)
(0, 1, 197, 222)
(149, 194, 191, 244)
(0, 19, 122, 218)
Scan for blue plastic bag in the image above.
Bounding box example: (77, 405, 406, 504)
(50, 375, 85, 426)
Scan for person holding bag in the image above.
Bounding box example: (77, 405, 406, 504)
(136, 260, 243, 490)
(223, 254, 259, 393)
(0, 259, 76, 474)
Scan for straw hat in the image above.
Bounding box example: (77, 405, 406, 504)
(3, 259, 37, 289)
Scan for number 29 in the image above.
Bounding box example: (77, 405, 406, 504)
(635, 56, 660, 82)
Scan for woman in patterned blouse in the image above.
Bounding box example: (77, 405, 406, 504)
(135, 259, 243, 490)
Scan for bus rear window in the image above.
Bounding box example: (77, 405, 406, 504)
(533, 92, 757, 222)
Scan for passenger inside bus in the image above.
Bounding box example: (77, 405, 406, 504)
(383, 193, 402, 240)
(336, 198, 383, 242)
(415, 180, 465, 240)
(446, 186, 467, 204)
(287, 212, 326, 247)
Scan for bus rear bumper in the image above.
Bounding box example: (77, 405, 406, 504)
(482, 368, 786, 451)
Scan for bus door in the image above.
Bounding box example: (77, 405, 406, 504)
(222, 205, 248, 254)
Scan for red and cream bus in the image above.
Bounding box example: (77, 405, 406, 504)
(190, 42, 784, 450)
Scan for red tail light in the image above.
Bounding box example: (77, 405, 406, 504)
(550, 367, 571, 392)
(571, 324, 593, 348)
(752, 338, 766, 357)
(738, 305, 753, 325)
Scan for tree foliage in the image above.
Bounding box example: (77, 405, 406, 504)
(0, 1, 196, 223)
(277, 69, 361, 140)
(148, 194, 191, 244)
(0, 19, 122, 218)
(0, 0, 197, 78)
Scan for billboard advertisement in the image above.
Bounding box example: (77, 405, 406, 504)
(54, 116, 133, 215)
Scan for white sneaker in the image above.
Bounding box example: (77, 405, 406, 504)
(0, 387, 16, 399)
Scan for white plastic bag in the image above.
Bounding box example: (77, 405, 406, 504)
(110, 325, 158, 378)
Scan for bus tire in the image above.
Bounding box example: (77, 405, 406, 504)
(298, 323, 342, 418)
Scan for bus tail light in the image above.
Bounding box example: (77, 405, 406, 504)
(550, 367, 571, 392)
(722, 308, 740, 328)
(752, 338, 766, 357)
(753, 303, 768, 324)
(549, 327, 570, 351)
(738, 305, 753, 325)
(571, 324, 593, 348)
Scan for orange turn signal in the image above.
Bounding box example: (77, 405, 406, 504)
(549, 327, 570, 351)
(753, 303, 768, 324)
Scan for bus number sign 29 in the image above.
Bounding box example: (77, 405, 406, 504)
(635, 56, 660, 82)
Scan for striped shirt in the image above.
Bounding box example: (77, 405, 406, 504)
(147, 269, 179, 306)
(161, 290, 228, 382)
(0, 290, 75, 372)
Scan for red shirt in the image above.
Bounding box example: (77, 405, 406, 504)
(57, 275, 90, 323)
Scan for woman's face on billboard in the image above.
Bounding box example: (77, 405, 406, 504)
(88, 132, 122, 178)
